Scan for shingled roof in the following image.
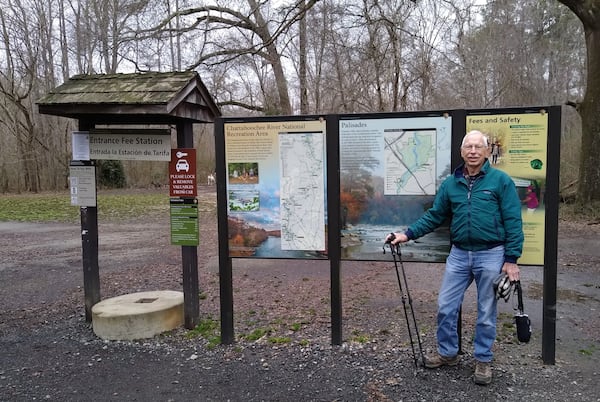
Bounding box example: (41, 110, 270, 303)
(37, 71, 221, 123)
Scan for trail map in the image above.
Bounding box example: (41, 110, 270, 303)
(384, 129, 437, 195)
(278, 132, 325, 251)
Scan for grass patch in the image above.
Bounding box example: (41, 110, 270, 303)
(0, 191, 168, 223)
(186, 318, 221, 348)
(268, 336, 291, 344)
(496, 312, 517, 341)
(242, 328, 271, 341)
(0, 193, 78, 223)
(579, 344, 597, 356)
(350, 329, 370, 343)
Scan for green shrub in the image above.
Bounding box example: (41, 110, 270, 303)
(97, 160, 126, 188)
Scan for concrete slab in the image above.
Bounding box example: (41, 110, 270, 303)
(92, 290, 184, 340)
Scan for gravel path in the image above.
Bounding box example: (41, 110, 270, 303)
(1, 188, 599, 401)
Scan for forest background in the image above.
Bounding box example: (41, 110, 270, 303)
(0, 0, 598, 216)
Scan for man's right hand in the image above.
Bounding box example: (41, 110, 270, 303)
(388, 232, 409, 245)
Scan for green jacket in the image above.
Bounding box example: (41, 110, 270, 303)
(406, 159, 524, 263)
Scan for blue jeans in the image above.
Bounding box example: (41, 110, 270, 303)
(436, 245, 504, 362)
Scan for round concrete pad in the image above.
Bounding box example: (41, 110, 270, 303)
(92, 290, 184, 341)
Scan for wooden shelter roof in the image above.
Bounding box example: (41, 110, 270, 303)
(37, 71, 221, 124)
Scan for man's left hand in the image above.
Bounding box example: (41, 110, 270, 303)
(502, 262, 520, 282)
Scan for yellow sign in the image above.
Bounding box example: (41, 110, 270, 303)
(467, 111, 548, 265)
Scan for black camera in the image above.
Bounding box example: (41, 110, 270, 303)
(513, 281, 532, 343)
(515, 312, 532, 343)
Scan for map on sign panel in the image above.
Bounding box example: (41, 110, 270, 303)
(384, 128, 437, 195)
(278, 131, 325, 251)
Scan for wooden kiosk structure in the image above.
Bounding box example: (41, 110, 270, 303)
(37, 71, 221, 329)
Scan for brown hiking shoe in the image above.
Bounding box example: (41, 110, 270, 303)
(474, 361, 492, 385)
(423, 353, 460, 369)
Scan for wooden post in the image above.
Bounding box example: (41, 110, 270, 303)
(326, 116, 343, 345)
(542, 106, 561, 365)
(78, 120, 100, 322)
(177, 122, 200, 329)
(214, 118, 234, 344)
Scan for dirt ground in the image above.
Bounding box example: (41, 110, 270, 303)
(1, 186, 599, 401)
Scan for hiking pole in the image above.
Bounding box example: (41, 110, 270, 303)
(383, 234, 425, 368)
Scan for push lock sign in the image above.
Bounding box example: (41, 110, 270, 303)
(169, 148, 197, 197)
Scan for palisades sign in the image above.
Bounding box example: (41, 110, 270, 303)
(72, 129, 171, 161)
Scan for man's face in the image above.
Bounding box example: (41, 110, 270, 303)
(461, 134, 489, 171)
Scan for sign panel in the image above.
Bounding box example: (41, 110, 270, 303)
(69, 163, 96, 207)
(466, 110, 548, 265)
(224, 119, 327, 258)
(339, 114, 452, 262)
(170, 198, 199, 246)
(72, 131, 91, 160)
(88, 129, 171, 161)
(169, 148, 197, 197)
(279, 131, 326, 250)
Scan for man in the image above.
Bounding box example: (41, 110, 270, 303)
(387, 130, 523, 385)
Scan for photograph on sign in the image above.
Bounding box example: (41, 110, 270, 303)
(466, 111, 548, 265)
(339, 115, 452, 262)
(228, 162, 259, 184)
(224, 119, 327, 258)
(228, 189, 260, 212)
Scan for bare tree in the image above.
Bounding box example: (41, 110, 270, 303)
(0, 1, 47, 192)
(557, 0, 600, 203)
(143, 1, 318, 114)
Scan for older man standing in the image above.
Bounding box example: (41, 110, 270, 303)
(387, 130, 523, 385)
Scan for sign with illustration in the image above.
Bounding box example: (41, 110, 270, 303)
(339, 114, 453, 262)
(466, 109, 548, 265)
(169, 148, 197, 197)
(224, 119, 327, 258)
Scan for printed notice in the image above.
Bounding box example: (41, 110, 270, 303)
(72, 131, 90, 161)
(170, 199, 199, 246)
(69, 165, 96, 207)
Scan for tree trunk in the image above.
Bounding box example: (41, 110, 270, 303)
(248, 0, 292, 115)
(578, 25, 600, 202)
(559, 0, 600, 202)
(299, 0, 308, 114)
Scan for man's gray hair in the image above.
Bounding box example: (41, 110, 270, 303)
(462, 130, 489, 147)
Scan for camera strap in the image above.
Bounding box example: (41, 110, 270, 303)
(514, 280, 525, 314)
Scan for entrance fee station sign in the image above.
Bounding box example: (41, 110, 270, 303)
(87, 129, 171, 161)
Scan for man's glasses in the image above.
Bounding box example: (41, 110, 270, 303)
(461, 144, 486, 150)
